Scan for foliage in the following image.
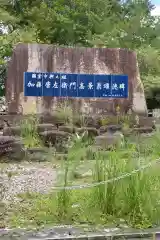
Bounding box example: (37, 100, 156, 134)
(53, 101, 73, 125)
(20, 115, 43, 148)
(8, 131, 160, 229)
(0, 0, 160, 99)
(99, 114, 133, 127)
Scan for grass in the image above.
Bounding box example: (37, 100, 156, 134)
(53, 101, 74, 125)
(2, 130, 160, 230)
(1, 109, 160, 230)
(20, 115, 43, 148)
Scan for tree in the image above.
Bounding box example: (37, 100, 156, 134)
(0, 0, 160, 100)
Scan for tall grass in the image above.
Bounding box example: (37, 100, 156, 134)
(56, 160, 72, 221)
(90, 152, 160, 227)
(54, 133, 160, 228)
(54, 102, 73, 125)
(20, 115, 42, 148)
(55, 137, 89, 220)
(9, 131, 160, 229)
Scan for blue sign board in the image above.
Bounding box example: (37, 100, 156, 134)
(24, 72, 128, 98)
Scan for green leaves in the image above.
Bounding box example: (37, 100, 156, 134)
(0, 0, 160, 98)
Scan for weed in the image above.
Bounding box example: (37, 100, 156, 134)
(55, 162, 72, 221)
(54, 102, 73, 125)
(20, 115, 42, 148)
(6, 131, 160, 229)
(99, 114, 133, 127)
(74, 114, 89, 127)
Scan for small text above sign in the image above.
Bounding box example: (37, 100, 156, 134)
(24, 72, 128, 98)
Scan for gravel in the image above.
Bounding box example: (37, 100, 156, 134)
(1, 164, 160, 239)
(0, 163, 57, 202)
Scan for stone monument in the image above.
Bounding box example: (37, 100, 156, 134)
(6, 43, 147, 115)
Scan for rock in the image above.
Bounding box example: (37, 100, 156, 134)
(133, 127, 153, 134)
(138, 117, 156, 127)
(39, 130, 71, 146)
(99, 126, 108, 134)
(27, 152, 48, 162)
(0, 136, 24, 160)
(7, 147, 25, 161)
(139, 132, 155, 139)
(0, 123, 4, 131)
(84, 116, 100, 128)
(122, 128, 133, 137)
(95, 132, 124, 149)
(59, 125, 76, 133)
(3, 124, 57, 137)
(37, 123, 56, 133)
(113, 131, 124, 138)
(27, 147, 49, 154)
(73, 115, 100, 128)
(87, 116, 101, 128)
(0, 136, 21, 144)
(77, 127, 99, 137)
(6, 44, 147, 115)
(26, 147, 51, 162)
(39, 114, 66, 125)
(3, 126, 21, 136)
(99, 124, 122, 134)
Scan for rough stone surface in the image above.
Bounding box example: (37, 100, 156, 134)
(39, 114, 66, 125)
(77, 127, 99, 137)
(99, 124, 122, 134)
(95, 132, 124, 149)
(3, 126, 21, 136)
(3, 124, 57, 137)
(37, 123, 56, 133)
(59, 125, 76, 133)
(0, 136, 24, 159)
(133, 127, 154, 134)
(39, 130, 71, 146)
(6, 43, 147, 115)
(26, 147, 49, 154)
(73, 115, 101, 128)
(138, 116, 155, 127)
(0, 136, 21, 144)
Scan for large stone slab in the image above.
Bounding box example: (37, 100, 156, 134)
(39, 130, 71, 145)
(95, 132, 124, 149)
(6, 44, 147, 115)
